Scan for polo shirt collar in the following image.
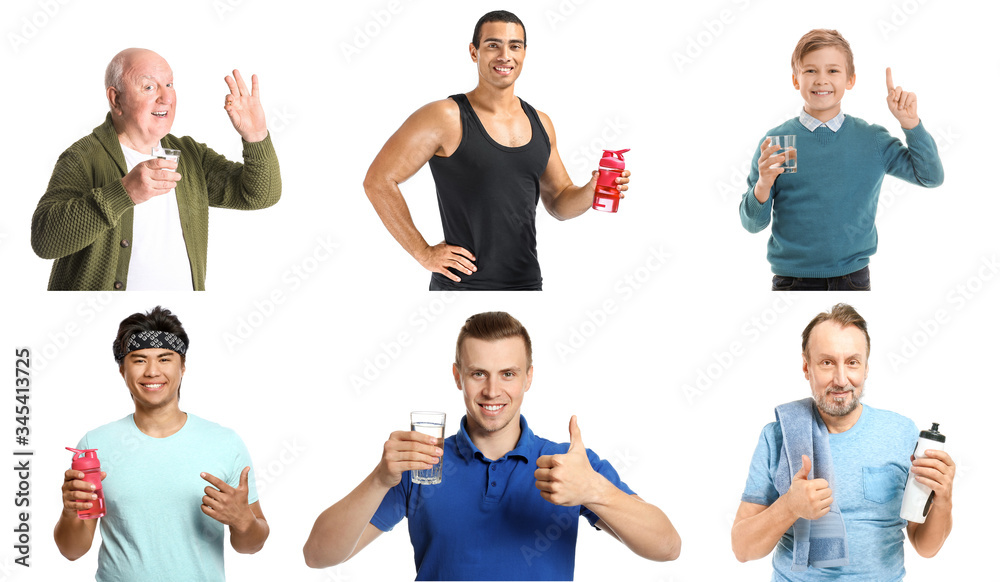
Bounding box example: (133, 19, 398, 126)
(799, 109, 845, 132)
(455, 414, 535, 463)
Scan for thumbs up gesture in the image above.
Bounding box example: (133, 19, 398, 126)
(785, 455, 834, 521)
(534, 416, 602, 506)
(201, 466, 255, 530)
(886, 67, 919, 130)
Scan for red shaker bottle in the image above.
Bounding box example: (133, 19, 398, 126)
(66, 447, 106, 519)
(593, 149, 630, 213)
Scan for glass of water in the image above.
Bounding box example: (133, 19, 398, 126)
(765, 135, 797, 174)
(410, 411, 445, 485)
(152, 146, 181, 163)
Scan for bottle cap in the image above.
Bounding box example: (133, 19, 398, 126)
(66, 447, 101, 470)
(919, 423, 946, 443)
(599, 149, 630, 171)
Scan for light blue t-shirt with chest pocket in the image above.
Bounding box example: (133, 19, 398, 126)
(742, 405, 918, 581)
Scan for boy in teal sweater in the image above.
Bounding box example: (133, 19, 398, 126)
(739, 29, 943, 290)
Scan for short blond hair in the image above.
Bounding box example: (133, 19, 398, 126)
(792, 29, 855, 77)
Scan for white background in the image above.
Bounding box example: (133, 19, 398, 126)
(0, 0, 995, 580)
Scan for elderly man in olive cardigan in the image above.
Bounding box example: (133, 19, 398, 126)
(31, 48, 281, 291)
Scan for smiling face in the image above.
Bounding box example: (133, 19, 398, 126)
(453, 336, 532, 440)
(108, 49, 175, 152)
(793, 46, 855, 122)
(469, 21, 525, 90)
(802, 320, 868, 425)
(120, 348, 184, 412)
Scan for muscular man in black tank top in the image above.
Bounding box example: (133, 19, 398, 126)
(363, 11, 630, 290)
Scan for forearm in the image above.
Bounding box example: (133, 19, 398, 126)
(229, 511, 269, 554)
(53, 509, 96, 560)
(544, 183, 593, 221)
(304, 470, 391, 568)
(363, 174, 432, 260)
(32, 165, 133, 259)
(909, 500, 953, 558)
(731, 498, 796, 562)
(901, 121, 944, 186)
(882, 121, 944, 187)
(203, 134, 281, 210)
(586, 483, 680, 561)
(740, 185, 772, 234)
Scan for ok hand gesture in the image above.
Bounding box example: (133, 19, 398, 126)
(224, 70, 269, 143)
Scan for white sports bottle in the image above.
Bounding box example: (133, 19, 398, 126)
(900, 423, 946, 523)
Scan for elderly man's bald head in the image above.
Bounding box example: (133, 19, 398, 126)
(104, 48, 176, 151)
(105, 48, 167, 102)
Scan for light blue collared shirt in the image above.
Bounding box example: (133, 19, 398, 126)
(799, 109, 845, 132)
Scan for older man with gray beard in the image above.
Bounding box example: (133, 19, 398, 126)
(731, 303, 956, 581)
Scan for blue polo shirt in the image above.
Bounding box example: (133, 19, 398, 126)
(370, 415, 634, 581)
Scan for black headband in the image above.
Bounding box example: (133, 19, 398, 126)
(114, 330, 187, 363)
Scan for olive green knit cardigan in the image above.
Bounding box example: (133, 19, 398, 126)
(31, 113, 281, 290)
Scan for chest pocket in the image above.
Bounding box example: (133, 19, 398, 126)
(862, 465, 904, 504)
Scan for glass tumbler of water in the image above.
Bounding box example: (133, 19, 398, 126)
(152, 146, 181, 163)
(765, 135, 797, 174)
(410, 411, 446, 485)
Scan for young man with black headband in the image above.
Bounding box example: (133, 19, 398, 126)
(54, 306, 268, 581)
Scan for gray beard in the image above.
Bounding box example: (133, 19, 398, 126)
(815, 387, 862, 417)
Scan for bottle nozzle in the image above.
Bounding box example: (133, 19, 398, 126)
(931, 422, 940, 432)
(602, 149, 630, 160)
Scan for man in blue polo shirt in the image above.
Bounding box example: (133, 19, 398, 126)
(304, 311, 681, 580)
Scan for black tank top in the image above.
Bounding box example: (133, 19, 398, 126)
(428, 94, 550, 290)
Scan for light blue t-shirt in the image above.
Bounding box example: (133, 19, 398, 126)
(78, 413, 259, 582)
(742, 405, 918, 581)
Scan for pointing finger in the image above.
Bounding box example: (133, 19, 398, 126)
(885, 67, 894, 95)
(200, 471, 229, 491)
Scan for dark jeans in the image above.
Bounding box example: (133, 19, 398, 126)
(771, 266, 871, 291)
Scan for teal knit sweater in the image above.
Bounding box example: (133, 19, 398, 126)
(31, 113, 281, 290)
(739, 115, 943, 278)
